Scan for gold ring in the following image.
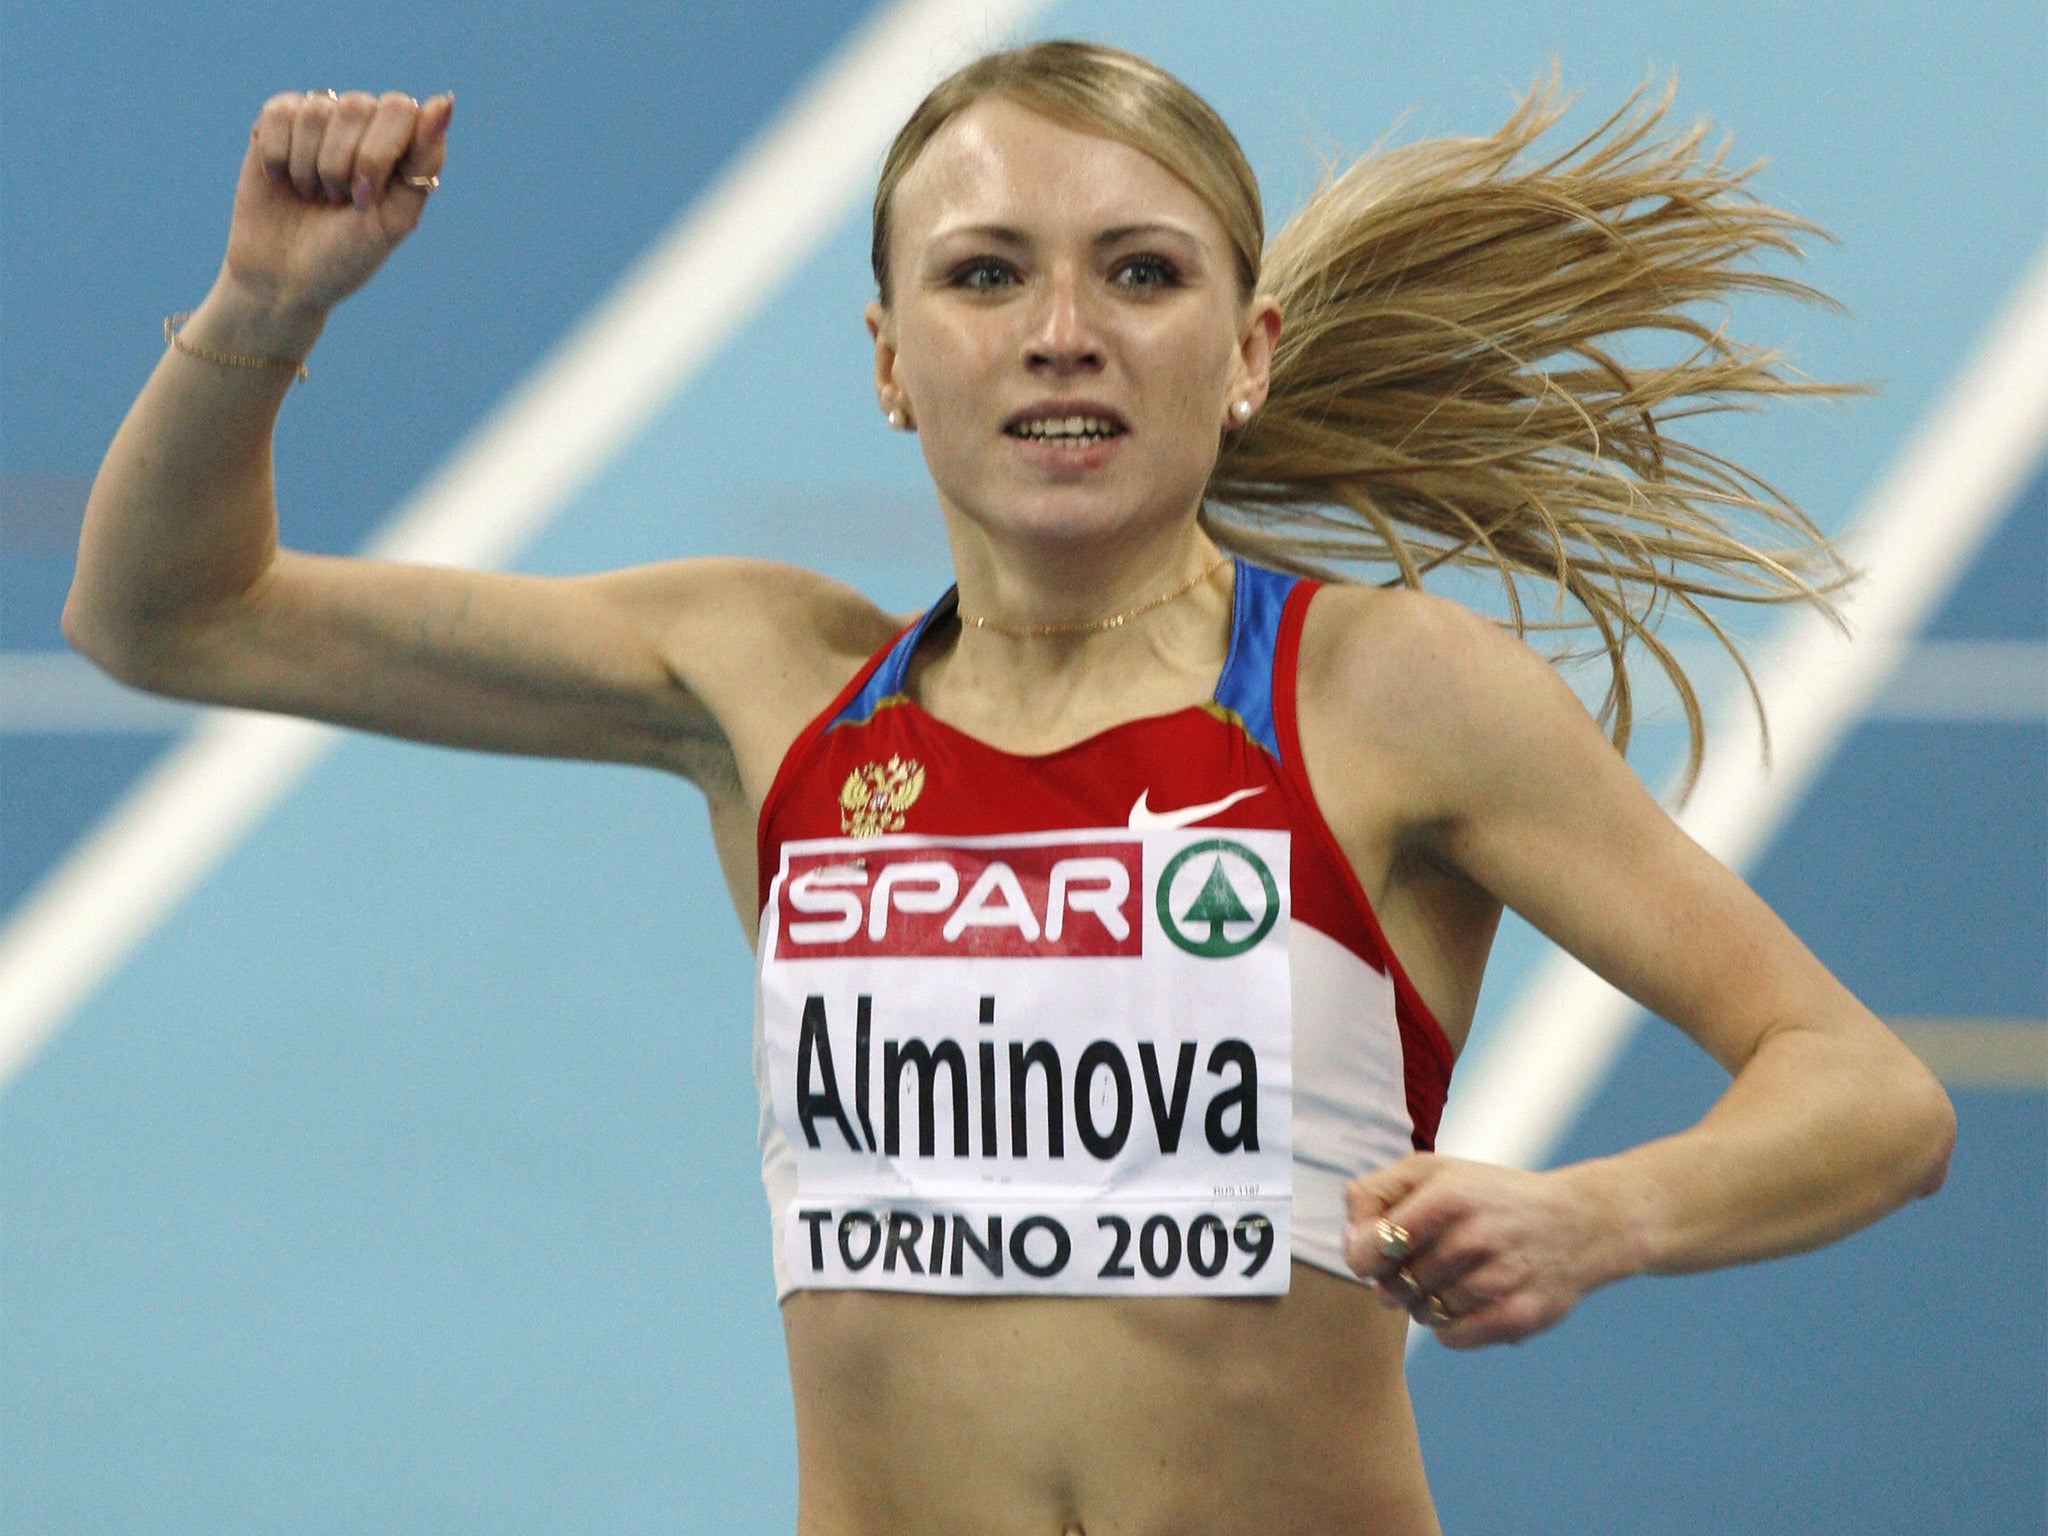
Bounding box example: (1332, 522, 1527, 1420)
(1373, 1217, 1413, 1263)
(1420, 1291, 1456, 1328)
(402, 173, 440, 192)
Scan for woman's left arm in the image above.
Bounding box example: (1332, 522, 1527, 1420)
(1329, 594, 1956, 1349)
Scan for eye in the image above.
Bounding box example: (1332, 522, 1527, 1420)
(951, 257, 1020, 291)
(1111, 254, 1181, 291)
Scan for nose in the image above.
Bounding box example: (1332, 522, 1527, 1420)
(1023, 264, 1103, 375)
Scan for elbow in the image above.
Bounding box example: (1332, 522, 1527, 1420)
(61, 583, 186, 695)
(1905, 1070, 1957, 1200)
(60, 583, 122, 674)
(1868, 1039, 1957, 1203)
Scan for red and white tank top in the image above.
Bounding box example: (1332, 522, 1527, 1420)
(752, 560, 1453, 1298)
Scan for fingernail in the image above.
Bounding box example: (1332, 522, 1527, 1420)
(352, 173, 372, 209)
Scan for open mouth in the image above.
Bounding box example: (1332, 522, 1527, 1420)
(1003, 410, 1129, 446)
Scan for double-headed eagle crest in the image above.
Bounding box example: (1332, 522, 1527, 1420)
(839, 755, 926, 837)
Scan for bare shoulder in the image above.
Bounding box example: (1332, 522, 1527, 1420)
(1295, 582, 1600, 803)
(1296, 581, 1509, 704)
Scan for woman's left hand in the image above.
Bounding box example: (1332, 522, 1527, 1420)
(1343, 1153, 1643, 1349)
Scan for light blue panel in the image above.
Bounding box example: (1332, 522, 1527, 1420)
(4, 743, 793, 1531)
(521, 207, 956, 601)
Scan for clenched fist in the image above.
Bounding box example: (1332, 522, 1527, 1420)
(1344, 1152, 1647, 1348)
(222, 89, 454, 321)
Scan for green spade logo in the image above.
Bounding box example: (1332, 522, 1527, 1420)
(1156, 838, 1279, 958)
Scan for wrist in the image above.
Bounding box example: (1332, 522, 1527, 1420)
(1553, 1156, 1662, 1286)
(190, 273, 328, 362)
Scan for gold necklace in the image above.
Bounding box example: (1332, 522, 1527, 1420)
(958, 555, 1231, 638)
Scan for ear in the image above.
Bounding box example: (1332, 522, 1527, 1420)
(1227, 296, 1284, 421)
(865, 299, 902, 414)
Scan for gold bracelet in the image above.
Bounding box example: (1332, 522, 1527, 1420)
(163, 311, 310, 383)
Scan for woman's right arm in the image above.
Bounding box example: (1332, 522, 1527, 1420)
(66, 91, 886, 786)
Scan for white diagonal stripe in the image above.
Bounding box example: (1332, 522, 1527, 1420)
(0, 0, 1053, 1089)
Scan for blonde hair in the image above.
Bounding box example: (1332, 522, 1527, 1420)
(873, 41, 1852, 789)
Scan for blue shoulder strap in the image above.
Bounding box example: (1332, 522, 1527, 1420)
(1212, 558, 1298, 760)
(832, 560, 1299, 748)
(828, 590, 958, 729)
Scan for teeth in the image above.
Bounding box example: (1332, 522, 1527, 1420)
(1013, 415, 1121, 441)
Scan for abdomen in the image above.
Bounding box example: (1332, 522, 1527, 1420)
(781, 1263, 1441, 1536)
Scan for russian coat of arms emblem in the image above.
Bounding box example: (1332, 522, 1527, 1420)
(839, 755, 926, 837)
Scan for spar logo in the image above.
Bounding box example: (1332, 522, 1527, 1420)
(777, 840, 1142, 959)
(1155, 839, 1279, 959)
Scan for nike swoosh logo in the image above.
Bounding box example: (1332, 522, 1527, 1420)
(1127, 786, 1266, 830)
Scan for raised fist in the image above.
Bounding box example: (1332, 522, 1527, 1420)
(223, 89, 454, 317)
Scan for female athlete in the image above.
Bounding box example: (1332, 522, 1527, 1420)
(67, 40, 1954, 1536)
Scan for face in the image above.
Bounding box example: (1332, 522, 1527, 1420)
(867, 96, 1280, 555)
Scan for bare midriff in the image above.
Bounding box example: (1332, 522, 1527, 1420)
(782, 1261, 1442, 1535)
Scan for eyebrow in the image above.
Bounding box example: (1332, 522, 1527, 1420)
(923, 220, 1207, 251)
(1095, 221, 1205, 247)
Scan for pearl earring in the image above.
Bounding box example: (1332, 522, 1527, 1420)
(1231, 399, 1253, 424)
(886, 408, 904, 429)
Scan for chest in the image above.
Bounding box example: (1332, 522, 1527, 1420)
(766, 703, 1285, 863)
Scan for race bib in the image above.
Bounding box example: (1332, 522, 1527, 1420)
(759, 827, 1292, 1296)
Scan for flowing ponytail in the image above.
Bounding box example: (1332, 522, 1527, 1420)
(874, 44, 1854, 788)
